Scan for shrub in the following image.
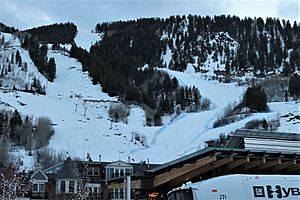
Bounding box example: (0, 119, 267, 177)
(245, 119, 268, 130)
(200, 97, 211, 110)
(206, 134, 230, 147)
(258, 77, 289, 102)
(213, 103, 250, 128)
(108, 103, 130, 123)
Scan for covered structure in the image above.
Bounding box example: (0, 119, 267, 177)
(107, 147, 300, 199)
(226, 129, 300, 153)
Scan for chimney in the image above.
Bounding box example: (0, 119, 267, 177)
(99, 155, 101, 163)
(147, 158, 149, 168)
(128, 156, 130, 164)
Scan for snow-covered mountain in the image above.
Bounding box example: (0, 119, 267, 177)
(0, 30, 299, 171)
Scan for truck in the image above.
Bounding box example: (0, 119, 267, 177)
(167, 174, 300, 200)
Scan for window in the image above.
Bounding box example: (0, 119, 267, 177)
(93, 187, 98, 196)
(88, 167, 100, 176)
(69, 181, 74, 193)
(61, 181, 65, 193)
(76, 180, 81, 193)
(33, 184, 38, 192)
(87, 184, 101, 197)
(39, 183, 45, 192)
(115, 169, 119, 178)
(89, 187, 93, 196)
(167, 189, 194, 200)
(88, 167, 93, 175)
(115, 188, 119, 199)
(33, 183, 45, 193)
(120, 169, 124, 177)
(120, 188, 124, 199)
(94, 167, 99, 175)
(109, 168, 113, 179)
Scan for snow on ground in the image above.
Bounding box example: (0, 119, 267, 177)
(1, 32, 299, 169)
(161, 64, 245, 108)
(268, 101, 299, 133)
(74, 29, 102, 50)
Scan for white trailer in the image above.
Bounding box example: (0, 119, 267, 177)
(167, 174, 300, 200)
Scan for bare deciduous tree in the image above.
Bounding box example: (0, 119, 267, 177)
(36, 147, 66, 169)
(35, 117, 54, 148)
(0, 137, 9, 167)
(108, 103, 130, 123)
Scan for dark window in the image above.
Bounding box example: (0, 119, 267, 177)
(40, 183, 45, 192)
(94, 167, 99, 176)
(109, 168, 113, 179)
(76, 180, 80, 193)
(69, 181, 74, 193)
(93, 187, 98, 196)
(167, 189, 194, 200)
(88, 167, 93, 175)
(115, 188, 119, 199)
(61, 181, 65, 193)
(89, 187, 93, 196)
(33, 184, 38, 192)
(120, 188, 124, 199)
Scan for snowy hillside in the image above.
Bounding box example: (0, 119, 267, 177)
(74, 29, 102, 51)
(0, 32, 299, 170)
(0, 32, 47, 91)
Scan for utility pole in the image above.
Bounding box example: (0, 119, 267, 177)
(126, 175, 131, 200)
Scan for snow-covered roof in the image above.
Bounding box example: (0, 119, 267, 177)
(233, 129, 300, 141)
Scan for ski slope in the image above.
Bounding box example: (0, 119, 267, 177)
(74, 29, 102, 51)
(0, 32, 298, 169)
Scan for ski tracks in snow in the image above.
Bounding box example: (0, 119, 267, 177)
(129, 113, 189, 154)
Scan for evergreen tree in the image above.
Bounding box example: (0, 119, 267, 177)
(0, 113, 4, 134)
(244, 85, 267, 112)
(154, 112, 162, 126)
(9, 110, 22, 144)
(48, 57, 56, 82)
(15, 50, 20, 64)
(225, 59, 230, 74)
(288, 73, 300, 99)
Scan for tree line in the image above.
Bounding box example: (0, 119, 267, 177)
(95, 15, 300, 77)
(20, 23, 77, 83)
(0, 109, 55, 166)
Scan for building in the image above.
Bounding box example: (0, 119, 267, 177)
(18, 157, 160, 200)
(226, 129, 300, 153)
(107, 129, 300, 199)
(2, 129, 299, 199)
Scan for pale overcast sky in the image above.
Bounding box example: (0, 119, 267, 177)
(0, 0, 299, 31)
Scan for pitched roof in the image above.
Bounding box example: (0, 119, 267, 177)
(56, 158, 82, 179)
(31, 170, 48, 181)
(43, 161, 64, 174)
